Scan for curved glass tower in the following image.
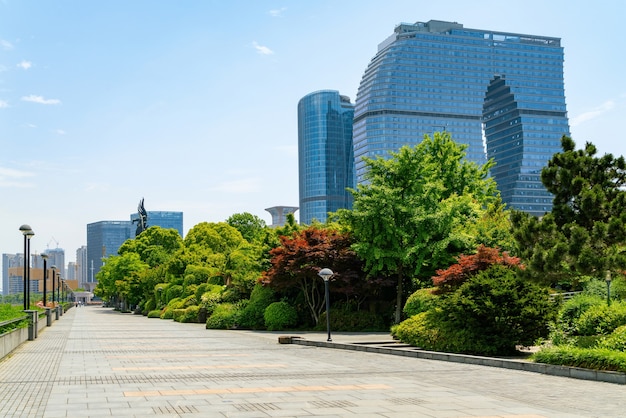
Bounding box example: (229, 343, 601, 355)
(298, 90, 355, 225)
(354, 20, 570, 216)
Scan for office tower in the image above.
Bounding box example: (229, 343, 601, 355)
(130, 211, 184, 237)
(298, 90, 355, 224)
(76, 246, 88, 286)
(2, 253, 23, 295)
(86, 221, 132, 281)
(265, 206, 299, 227)
(42, 247, 65, 278)
(354, 20, 570, 216)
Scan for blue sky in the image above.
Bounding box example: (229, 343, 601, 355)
(1, 0, 625, 267)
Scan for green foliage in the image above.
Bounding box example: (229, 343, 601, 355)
(597, 325, 626, 351)
(264, 301, 298, 331)
(512, 137, 626, 286)
(173, 306, 200, 323)
(319, 309, 387, 332)
(147, 310, 162, 318)
(554, 294, 604, 335)
(395, 266, 557, 355)
(226, 212, 267, 243)
(575, 302, 626, 336)
(532, 346, 626, 372)
(403, 288, 438, 317)
(166, 285, 183, 302)
(340, 131, 499, 323)
(238, 284, 276, 329)
(143, 298, 156, 315)
(205, 303, 244, 329)
(0, 304, 29, 334)
(437, 266, 557, 354)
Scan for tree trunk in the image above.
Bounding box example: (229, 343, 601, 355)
(394, 274, 403, 324)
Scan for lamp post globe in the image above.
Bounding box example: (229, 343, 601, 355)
(317, 268, 334, 342)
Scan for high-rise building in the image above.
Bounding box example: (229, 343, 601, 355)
(86, 221, 132, 281)
(76, 246, 88, 286)
(298, 90, 355, 224)
(130, 211, 183, 237)
(265, 206, 299, 228)
(353, 20, 570, 216)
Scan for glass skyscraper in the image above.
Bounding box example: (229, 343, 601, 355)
(353, 20, 570, 216)
(130, 211, 184, 237)
(298, 90, 355, 224)
(86, 221, 132, 282)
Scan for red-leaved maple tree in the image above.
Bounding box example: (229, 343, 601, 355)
(432, 245, 522, 293)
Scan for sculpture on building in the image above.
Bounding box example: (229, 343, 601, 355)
(133, 198, 148, 236)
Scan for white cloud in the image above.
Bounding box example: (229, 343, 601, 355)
(0, 100, 8, 108)
(252, 41, 274, 55)
(571, 100, 615, 127)
(55, 129, 66, 135)
(208, 178, 261, 193)
(269, 7, 287, 17)
(0, 167, 35, 188)
(17, 60, 32, 70)
(21, 95, 61, 105)
(0, 39, 13, 50)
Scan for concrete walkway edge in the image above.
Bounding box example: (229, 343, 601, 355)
(289, 337, 626, 385)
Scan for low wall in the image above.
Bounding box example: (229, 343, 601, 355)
(0, 327, 29, 359)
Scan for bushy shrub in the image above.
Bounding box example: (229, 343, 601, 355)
(206, 303, 244, 329)
(238, 284, 276, 329)
(166, 285, 183, 302)
(264, 301, 298, 331)
(403, 288, 438, 318)
(173, 306, 200, 323)
(575, 302, 626, 336)
(556, 294, 604, 334)
(597, 325, 626, 351)
(318, 309, 387, 332)
(195, 283, 209, 302)
(391, 311, 445, 350)
(143, 298, 156, 315)
(160, 307, 174, 319)
(532, 346, 626, 372)
(147, 310, 161, 318)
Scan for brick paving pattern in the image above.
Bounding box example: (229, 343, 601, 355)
(1, 306, 625, 417)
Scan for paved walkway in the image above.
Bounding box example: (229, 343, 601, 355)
(1, 306, 625, 417)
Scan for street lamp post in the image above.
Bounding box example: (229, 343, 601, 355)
(41, 253, 48, 307)
(51, 266, 57, 305)
(19, 225, 34, 310)
(318, 268, 334, 342)
(57, 275, 62, 305)
(606, 270, 612, 306)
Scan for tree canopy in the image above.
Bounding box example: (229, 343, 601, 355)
(512, 137, 626, 286)
(340, 131, 499, 323)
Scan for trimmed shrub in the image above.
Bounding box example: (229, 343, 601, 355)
(264, 301, 298, 331)
(166, 285, 183, 302)
(173, 306, 200, 323)
(575, 302, 626, 336)
(238, 284, 276, 329)
(143, 298, 156, 315)
(392, 311, 445, 350)
(532, 346, 626, 372)
(206, 303, 243, 329)
(147, 310, 161, 318)
(403, 288, 438, 318)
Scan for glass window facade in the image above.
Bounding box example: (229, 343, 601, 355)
(298, 90, 355, 224)
(130, 211, 184, 237)
(86, 221, 132, 281)
(354, 20, 570, 215)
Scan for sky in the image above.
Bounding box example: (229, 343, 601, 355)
(1, 0, 625, 269)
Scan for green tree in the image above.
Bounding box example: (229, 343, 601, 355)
(94, 252, 149, 309)
(512, 137, 626, 286)
(118, 226, 183, 267)
(341, 131, 499, 323)
(227, 212, 267, 243)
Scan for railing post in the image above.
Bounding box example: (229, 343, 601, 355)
(25, 310, 37, 340)
(45, 307, 52, 326)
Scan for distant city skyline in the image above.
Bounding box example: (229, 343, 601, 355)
(1, 1, 624, 266)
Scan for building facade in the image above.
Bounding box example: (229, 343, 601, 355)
(130, 211, 184, 237)
(353, 20, 570, 216)
(86, 221, 132, 281)
(298, 90, 355, 224)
